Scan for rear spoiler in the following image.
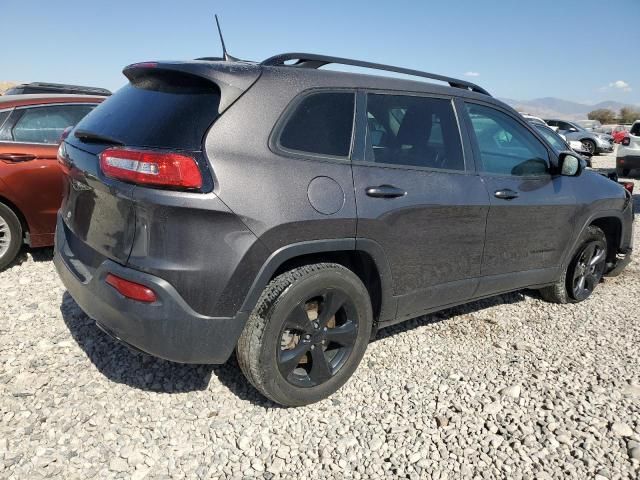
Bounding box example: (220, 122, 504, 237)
(123, 60, 262, 112)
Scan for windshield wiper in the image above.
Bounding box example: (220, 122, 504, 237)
(74, 129, 124, 146)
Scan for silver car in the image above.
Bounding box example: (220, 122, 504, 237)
(533, 123, 593, 167)
(544, 119, 614, 155)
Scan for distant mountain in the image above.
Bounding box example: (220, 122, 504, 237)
(499, 97, 638, 120)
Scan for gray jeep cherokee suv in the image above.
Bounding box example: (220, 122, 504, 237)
(54, 53, 634, 406)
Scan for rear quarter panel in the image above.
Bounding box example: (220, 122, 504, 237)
(0, 143, 62, 246)
(203, 68, 358, 252)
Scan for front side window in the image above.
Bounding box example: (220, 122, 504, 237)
(465, 103, 549, 176)
(12, 104, 95, 144)
(364, 94, 464, 170)
(534, 125, 566, 153)
(279, 92, 355, 157)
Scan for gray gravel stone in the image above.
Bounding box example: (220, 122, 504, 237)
(499, 384, 521, 399)
(611, 422, 634, 437)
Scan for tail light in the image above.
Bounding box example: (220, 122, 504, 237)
(57, 142, 71, 171)
(59, 126, 73, 143)
(99, 147, 202, 190)
(621, 181, 634, 194)
(622, 136, 631, 146)
(105, 273, 157, 303)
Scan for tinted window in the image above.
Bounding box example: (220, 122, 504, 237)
(12, 104, 95, 144)
(365, 94, 464, 170)
(630, 123, 640, 136)
(466, 103, 549, 176)
(0, 110, 13, 140)
(534, 125, 566, 153)
(0, 110, 10, 130)
(74, 73, 221, 150)
(279, 92, 355, 157)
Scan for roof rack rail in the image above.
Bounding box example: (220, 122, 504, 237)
(261, 52, 490, 96)
(10, 82, 112, 96)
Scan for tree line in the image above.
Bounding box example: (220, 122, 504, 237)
(588, 107, 640, 125)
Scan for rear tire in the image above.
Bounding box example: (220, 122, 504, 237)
(236, 263, 373, 406)
(539, 226, 607, 304)
(0, 203, 22, 271)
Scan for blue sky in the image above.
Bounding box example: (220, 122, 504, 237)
(3, 0, 639, 105)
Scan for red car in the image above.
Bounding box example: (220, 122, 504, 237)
(611, 125, 629, 144)
(0, 94, 104, 269)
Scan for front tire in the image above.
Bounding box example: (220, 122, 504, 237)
(581, 139, 597, 155)
(236, 263, 373, 406)
(0, 203, 22, 271)
(539, 226, 607, 304)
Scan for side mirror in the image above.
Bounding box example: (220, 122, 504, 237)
(558, 152, 583, 176)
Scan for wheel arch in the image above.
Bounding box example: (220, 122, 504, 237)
(590, 216, 622, 265)
(563, 211, 624, 269)
(238, 238, 396, 331)
(0, 194, 28, 244)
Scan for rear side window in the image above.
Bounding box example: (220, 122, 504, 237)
(73, 72, 221, 150)
(631, 123, 640, 136)
(12, 104, 95, 144)
(279, 92, 355, 157)
(0, 111, 9, 130)
(365, 94, 464, 170)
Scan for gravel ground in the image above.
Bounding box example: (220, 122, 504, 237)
(1, 152, 639, 479)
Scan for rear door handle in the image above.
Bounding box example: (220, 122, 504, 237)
(0, 153, 36, 162)
(494, 189, 519, 200)
(365, 185, 407, 198)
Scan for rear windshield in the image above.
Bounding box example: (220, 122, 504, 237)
(73, 72, 221, 150)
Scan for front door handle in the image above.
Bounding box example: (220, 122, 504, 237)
(494, 189, 519, 200)
(365, 185, 407, 198)
(0, 153, 36, 162)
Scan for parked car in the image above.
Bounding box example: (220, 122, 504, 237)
(576, 119, 601, 132)
(3, 82, 111, 97)
(54, 54, 633, 406)
(520, 113, 547, 126)
(0, 94, 103, 269)
(544, 119, 614, 155)
(611, 125, 630, 144)
(533, 124, 593, 166)
(617, 121, 640, 177)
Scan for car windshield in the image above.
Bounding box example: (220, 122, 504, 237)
(534, 124, 567, 153)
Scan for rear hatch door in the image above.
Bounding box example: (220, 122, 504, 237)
(60, 61, 261, 264)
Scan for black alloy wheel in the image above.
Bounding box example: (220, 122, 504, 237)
(236, 263, 373, 406)
(570, 239, 606, 301)
(277, 289, 358, 387)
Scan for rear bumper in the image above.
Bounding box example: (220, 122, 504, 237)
(54, 215, 247, 364)
(617, 155, 640, 170)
